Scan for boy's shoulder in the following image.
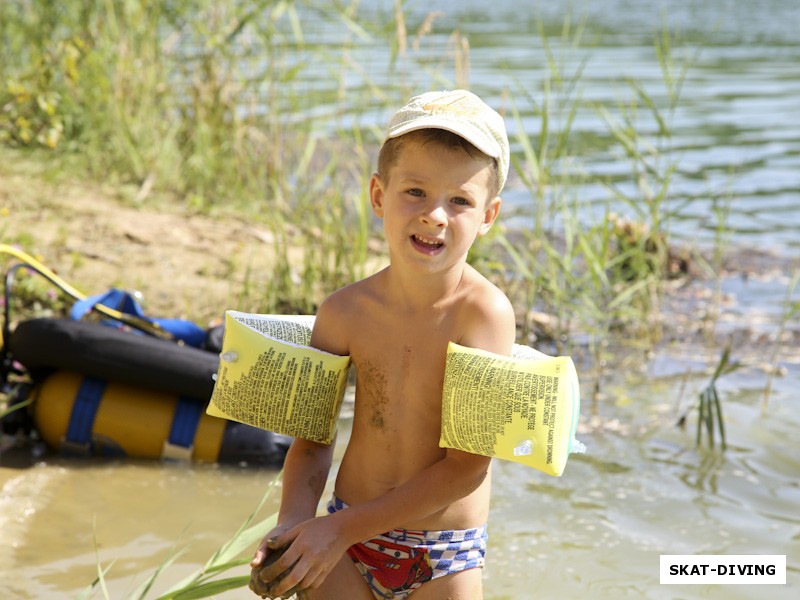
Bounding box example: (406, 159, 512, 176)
(460, 264, 513, 313)
(319, 271, 382, 312)
(313, 273, 382, 329)
(310, 273, 387, 355)
(455, 265, 516, 353)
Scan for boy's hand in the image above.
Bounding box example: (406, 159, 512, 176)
(251, 523, 291, 569)
(258, 514, 349, 597)
(250, 524, 296, 598)
(249, 544, 300, 599)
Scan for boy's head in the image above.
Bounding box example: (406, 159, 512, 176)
(378, 90, 509, 199)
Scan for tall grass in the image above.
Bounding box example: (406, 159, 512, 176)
(0, 1, 491, 315)
(0, 0, 389, 314)
(497, 15, 588, 347)
(485, 18, 700, 408)
(2, 3, 735, 352)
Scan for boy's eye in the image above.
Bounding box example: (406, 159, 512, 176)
(406, 188, 424, 197)
(451, 196, 472, 206)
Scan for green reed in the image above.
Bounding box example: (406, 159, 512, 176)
(486, 17, 701, 407)
(676, 341, 738, 450)
(80, 474, 281, 600)
(2, 2, 719, 338)
(497, 14, 588, 349)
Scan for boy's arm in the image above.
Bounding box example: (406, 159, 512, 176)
(251, 294, 349, 569)
(250, 436, 335, 568)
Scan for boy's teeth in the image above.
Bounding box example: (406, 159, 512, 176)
(414, 235, 442, 247)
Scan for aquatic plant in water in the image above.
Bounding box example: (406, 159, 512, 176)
(677, 341, 739, 451)
(79, 475, 281, 600)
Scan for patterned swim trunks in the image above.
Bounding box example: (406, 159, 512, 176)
(327, 494, 487, 599)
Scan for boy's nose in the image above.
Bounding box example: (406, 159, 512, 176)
(420, 203, 447, 227)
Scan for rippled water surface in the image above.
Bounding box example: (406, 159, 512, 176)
(327, 0, 800, 254)
(2, 357, 798, 598)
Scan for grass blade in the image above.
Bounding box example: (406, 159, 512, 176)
(169, 576, 251, 600)
(158, 475, 281, 597)
(711, 386, 726, 450)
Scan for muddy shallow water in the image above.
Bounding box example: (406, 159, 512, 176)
(1, 272, 798, 599)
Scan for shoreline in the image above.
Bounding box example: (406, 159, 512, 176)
(2, 149, 798, 358)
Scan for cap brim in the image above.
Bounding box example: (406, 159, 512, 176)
(387, 116, 501, 159)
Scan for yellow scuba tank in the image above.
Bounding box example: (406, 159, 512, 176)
(33, 371, 226, 461)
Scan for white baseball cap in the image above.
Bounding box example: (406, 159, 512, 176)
(386, 89, 510, 192)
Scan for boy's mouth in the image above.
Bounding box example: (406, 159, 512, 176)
(411, 234, 444, 253)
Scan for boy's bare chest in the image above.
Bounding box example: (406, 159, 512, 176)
(348, 312, 459, 419)
(353, 307, 457, 365)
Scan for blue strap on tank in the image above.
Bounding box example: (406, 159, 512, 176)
(168, 396, 203, 450)
(63, 376, 106, 453)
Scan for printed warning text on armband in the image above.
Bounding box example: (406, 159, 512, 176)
(273, 321, 311, 346)
(231, 312, 314, 346)
(208, 311, 350, 444)
(210, 345, 347, 442)
(440, 341, 580, 476)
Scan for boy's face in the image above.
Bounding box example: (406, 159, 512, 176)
(369, 139, 501, 275)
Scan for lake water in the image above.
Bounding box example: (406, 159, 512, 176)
(309, 0, 800, 255)
(2, 1, 799, 598)
(2, 348, 798, 598)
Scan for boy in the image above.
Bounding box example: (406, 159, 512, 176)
(251, 90, 515, 599)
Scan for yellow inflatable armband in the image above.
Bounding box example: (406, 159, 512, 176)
(439, 342, 583, 476)
(207, 311, 350, 444)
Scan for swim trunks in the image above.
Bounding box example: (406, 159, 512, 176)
(327, 495, 487, 599)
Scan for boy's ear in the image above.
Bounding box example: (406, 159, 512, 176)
(478, 196, 502, 237)
(369, 173, 385, 218)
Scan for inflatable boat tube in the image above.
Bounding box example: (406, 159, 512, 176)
(10, 318, 291, 466)
(10, 318, 218, 398)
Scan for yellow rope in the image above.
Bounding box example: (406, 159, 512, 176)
(1, 244, 174, 340)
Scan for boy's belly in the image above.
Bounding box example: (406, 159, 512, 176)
(334, 431, 491, 532)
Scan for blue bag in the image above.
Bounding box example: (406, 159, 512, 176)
(70, 288, 207, 348)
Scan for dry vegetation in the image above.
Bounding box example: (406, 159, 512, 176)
(1, 149, 305, 326)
